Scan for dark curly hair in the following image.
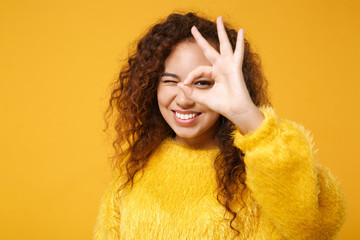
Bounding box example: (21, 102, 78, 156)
(105, 12, 271, 237)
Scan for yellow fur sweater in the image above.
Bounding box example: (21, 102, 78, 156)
(93, 107, 346, 239)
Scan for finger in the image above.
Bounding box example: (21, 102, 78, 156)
(216, 16, 233, 56)
(191, 26, 220, 64)
(177, 82, 193, 98)
(178, 82, 208, 106)
(234, 28, 245, 64)
(183, 66, 213, 86)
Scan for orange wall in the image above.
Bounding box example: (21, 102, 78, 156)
(0, 0, 359, 239)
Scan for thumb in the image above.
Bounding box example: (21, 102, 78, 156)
(177, 82, 207, 106)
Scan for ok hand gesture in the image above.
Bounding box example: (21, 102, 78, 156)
(178, 16, 264, 134)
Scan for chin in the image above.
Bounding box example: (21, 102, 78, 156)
(173, 130, 201, 139)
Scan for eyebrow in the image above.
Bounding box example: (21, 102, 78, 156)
(161, 72, 210, 80)
(161, 72, 179, 79)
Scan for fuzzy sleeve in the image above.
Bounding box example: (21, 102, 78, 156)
(93, 171, 121, 240)
(232, 106, 346, 239)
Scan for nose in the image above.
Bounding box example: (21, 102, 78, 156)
(175, 87, 195, 108)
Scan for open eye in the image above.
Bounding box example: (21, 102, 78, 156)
(193, 80, 214, 89)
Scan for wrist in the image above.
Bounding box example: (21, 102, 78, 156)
(230, 105, 265, 135)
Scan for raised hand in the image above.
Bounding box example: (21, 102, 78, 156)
(178, 16, 264, 134)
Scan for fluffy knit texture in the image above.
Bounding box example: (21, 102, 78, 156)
(93, 107, 346, 240)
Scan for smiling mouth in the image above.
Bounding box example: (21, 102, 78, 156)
(173, 111, 201, 120)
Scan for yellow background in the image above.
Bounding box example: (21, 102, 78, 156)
(0, 0, 359, 239)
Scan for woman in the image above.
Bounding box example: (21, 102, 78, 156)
(94, 12, 346, 239)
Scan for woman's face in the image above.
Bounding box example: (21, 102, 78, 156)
(157, 40, 220, 148)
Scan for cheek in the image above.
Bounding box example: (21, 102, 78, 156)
(211, 113, 220, 123)
(206, 111, 221, 125)
(157, 86, 175, 108)
(157, 88, 166, 108)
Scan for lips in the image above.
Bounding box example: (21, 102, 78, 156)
(172, 110, 201, 125)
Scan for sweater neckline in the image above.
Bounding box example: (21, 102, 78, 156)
(165, 137, 219, 151)
(154, 138, 220, 165)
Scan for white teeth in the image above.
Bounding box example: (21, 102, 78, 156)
(175, 112, 198, 120)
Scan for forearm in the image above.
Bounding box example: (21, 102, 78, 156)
(233, 107, 346, 239)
